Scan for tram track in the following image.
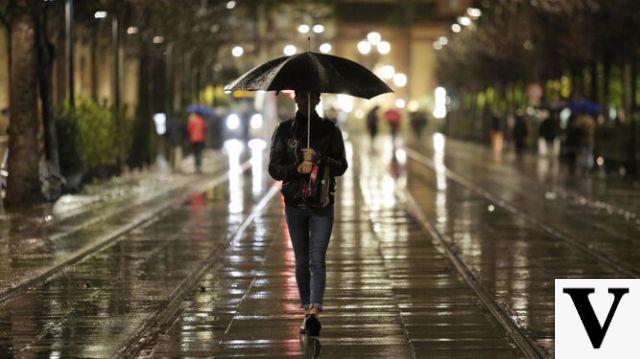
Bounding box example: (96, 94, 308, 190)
(0, 159, 252, 309)
(118, 182, 281, 358)
(359, 144, 544, 358)
(404, 147, 638, 278)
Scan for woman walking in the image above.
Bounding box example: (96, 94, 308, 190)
(268, 91, 348, 337)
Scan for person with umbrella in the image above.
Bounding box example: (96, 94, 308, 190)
(269, 90, 347, 336)
(225, 44, 391, 337)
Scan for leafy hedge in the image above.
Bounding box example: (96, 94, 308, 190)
(55, 100, 134, 186)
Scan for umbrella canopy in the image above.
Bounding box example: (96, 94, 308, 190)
(568, 101, 602, 116)
(224, 52, 392, 99)
(186, 104, 216, 118)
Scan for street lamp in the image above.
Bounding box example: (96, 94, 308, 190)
(126, 26, 138, 35)
(367, 31, 381, 45)
(395, 99, 405, 109)
(226, 1, 236, 10)
(319, 43, 332, 54)
(283, 45, 297, 56)
(357, 40, 372, 55)
(439, 36, 448, 46)
(231, 46, 244, 57)
(153, 36, 164, 44)
(380, 65, 395, 80)
(467, 7, 482, 18)
(393, 73, 407, 87)
(298, 24, 310, 34)
(457, 16, 472, 26)
(312, 24, 325, 34)
(451, 24, 461, 33)
(94, 11, 107, 19)
(377, 41, 391, 55)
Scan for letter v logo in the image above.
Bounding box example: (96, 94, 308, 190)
(563, 288, 629, 349)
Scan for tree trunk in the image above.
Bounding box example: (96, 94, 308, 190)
(35, 2, 60, 176)
(603, 58, 611, 107)
(590, 60, 598, 103)
(631, 56, 637, 113)
(6, 0, 43, 207)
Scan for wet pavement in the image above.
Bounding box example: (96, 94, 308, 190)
(0, 133, 637, 358)
(0, 151, 228, 303)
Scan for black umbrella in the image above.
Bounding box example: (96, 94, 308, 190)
(225, 50, 392, 148)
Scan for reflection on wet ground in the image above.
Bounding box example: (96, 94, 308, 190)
(403, 134, 638, 356)
(0, 133, 636, 357)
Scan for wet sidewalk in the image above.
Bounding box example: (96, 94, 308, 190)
(0, 150, 227, 303)
(1, 133, 634, 358)
(147, 141, 523, 358)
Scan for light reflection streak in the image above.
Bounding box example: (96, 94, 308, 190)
(249, 139, 266, 197)
(224, 139, 245, 215)
(433, 132, 447, 191)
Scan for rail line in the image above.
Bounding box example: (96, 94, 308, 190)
(405, 147, 638, 278)
(0, 160, 252, 308)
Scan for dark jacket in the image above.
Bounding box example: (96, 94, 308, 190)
(268, 111, 348, 208)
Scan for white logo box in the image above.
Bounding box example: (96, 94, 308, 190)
(555, 279, 639, 358)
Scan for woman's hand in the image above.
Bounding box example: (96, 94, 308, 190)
(297, 161, 313, 174)
(302, 148, 317, 163)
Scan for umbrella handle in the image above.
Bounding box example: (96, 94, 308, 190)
(307, 92, 311, 149)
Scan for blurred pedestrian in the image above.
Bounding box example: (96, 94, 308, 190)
(490, 111, 504, 157)
(409, 109, 428, 141)
(513, 112, 528, 156)
(576, 113, 596, 170)
(384, 107, 402, 145)
(366, 105, 380, 145)
(187, 112, 207, 173)
(268, 91, 348, 337)
(168, 115, 186, 170)
(538, 115, 559, 157)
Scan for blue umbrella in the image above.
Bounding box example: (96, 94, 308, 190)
(186, 105, 216, 118)
(568, 101, 602, 116)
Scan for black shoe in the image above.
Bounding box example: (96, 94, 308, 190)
(300, 315, 308, 334)
(305, 314, 321, 337)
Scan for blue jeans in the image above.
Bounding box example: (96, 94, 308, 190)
(285, 204, 334, 311)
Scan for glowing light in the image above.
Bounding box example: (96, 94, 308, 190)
(337, 94, 354, 113)
(458, 16, 472, 26)
(126, 27, 138, 35)
(153, 113, 167, 135)
(357, 40, 371, 55)
(451, 24, 461, 33)
(94, 11, 107, 19)
(153, 36, 164, 44)
(250, 114, 263, 129)
(596, 156, 604, 166)
(226, 113, 240, 130)
(439, 36, 448, 46)
(408, 100, 419, 112)
(377, 41, 391, 55)
(319, 43, 332, 53)
(231, 46, 244, 57)
(488, 205, 495, 212)
(395, 99, 405, 109)
(283, 45, 297, 56)
(467, 7, 482, 18)
(433, 87, 447, 119)
(433, 41, 443, 50)
(380, 65, 395, 80)
(226, 1, 236, 10)
(367, 32, 381, 45)
(393, 73, 407, 87)
(297, 24, 310, 34)
(312, 24, 325, 34)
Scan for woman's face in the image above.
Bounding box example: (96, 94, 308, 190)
(295, 92, 321, 111)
